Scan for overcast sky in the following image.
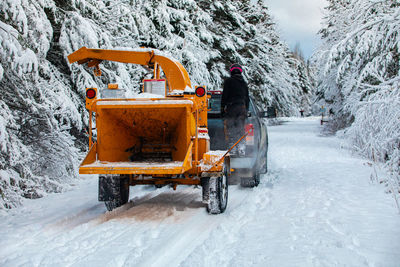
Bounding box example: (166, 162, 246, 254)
(263, 0, 328, 59)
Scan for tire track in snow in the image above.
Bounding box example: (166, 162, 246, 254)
(135, 185, 256, 267)
(179, 180, 274, 267)
(45, 188, 206, 266)
(0, 183, 205, 266)
(1, 118, 399, 266)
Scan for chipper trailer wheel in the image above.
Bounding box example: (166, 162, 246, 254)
(205, 159, 229, 214)
(99, 175, 130, 211)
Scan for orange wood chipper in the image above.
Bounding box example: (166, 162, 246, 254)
(68, 47, 230, 214)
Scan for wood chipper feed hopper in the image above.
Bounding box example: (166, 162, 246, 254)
(68, 47, 230, 214)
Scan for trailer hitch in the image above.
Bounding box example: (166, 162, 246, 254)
(205, 130, 251, 172)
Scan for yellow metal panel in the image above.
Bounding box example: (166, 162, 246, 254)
(198, 137, 209, 162)
(90, 100, 194, 167)
(181, 141, 193, 172)
(108, 84, 118, 89)
(195, 86, 208, 127)
(202, 152, 224, 172)
(68, 47, 191, 91)
(80, 143, 97, 166)
(79, 161, 185, 175)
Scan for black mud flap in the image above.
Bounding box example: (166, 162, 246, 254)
(99, 175, 120, 201)
(240, 177, 257, 187)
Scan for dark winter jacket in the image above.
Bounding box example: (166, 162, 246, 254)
(221, 74, 249, 113)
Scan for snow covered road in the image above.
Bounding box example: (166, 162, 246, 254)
(1, 118, 399, 266)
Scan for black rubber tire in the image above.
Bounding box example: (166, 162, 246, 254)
(254, 172, 260, 187)
(207, 159, 229, 214)
(104, 175, 129, 211)
(240, 170, 260, 188)
(201, 177, 210, 203)
(218, 165, 228, 212)
(120, 176, 129, 204)
(104, 199, 118, 212)
(206, 177, 217, 214)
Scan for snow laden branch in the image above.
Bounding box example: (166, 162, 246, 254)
(315, 0, 400, 204)
(1, 0, 314, 209)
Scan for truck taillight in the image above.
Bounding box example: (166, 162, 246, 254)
(245, 124, 254, 145)
(245, 124, 254, 136)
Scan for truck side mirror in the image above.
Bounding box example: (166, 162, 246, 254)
(267, 107, 277, 118)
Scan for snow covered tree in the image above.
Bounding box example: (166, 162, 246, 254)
(0, 0, 314, 208)
(0, 0, 82, 208)
(196, 0, 313, 115)
(315, 0, 400, 195)
(238, 0, 303, 114)
(287, 53, 315, 115)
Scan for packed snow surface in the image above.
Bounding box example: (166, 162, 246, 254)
(1, 118, 399, 266)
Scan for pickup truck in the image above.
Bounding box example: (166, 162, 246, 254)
(207, 90, 270, 187)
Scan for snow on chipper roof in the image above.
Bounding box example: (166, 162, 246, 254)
(68, 47, 230, 214)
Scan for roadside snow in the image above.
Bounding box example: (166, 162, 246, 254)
(183, 118, 400, 266)
(0, 118, 398, 266)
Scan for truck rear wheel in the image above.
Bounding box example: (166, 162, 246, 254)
(254, 172, 260, 186)
(206, 160, 229, 214)
(99, 175, 130, 211)
(240, 171, 259, 188)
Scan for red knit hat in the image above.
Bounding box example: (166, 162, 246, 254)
(230, 63, 243, 74)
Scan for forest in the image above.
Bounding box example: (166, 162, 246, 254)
(314, 0, 400, 206)
(0, 0, 399, 209)
(0, 0, 313, 208)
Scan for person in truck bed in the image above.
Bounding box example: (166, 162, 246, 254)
(221, 63, 249, 156)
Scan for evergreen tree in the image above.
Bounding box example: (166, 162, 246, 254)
(0, 0, 82, 208)
(315, 0, 400, 192)
(0, 0, 315, 208)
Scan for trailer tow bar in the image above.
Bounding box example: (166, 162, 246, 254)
(206, 130, 251, 172)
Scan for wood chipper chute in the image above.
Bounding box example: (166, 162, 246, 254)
(68, 47, 230, 214)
